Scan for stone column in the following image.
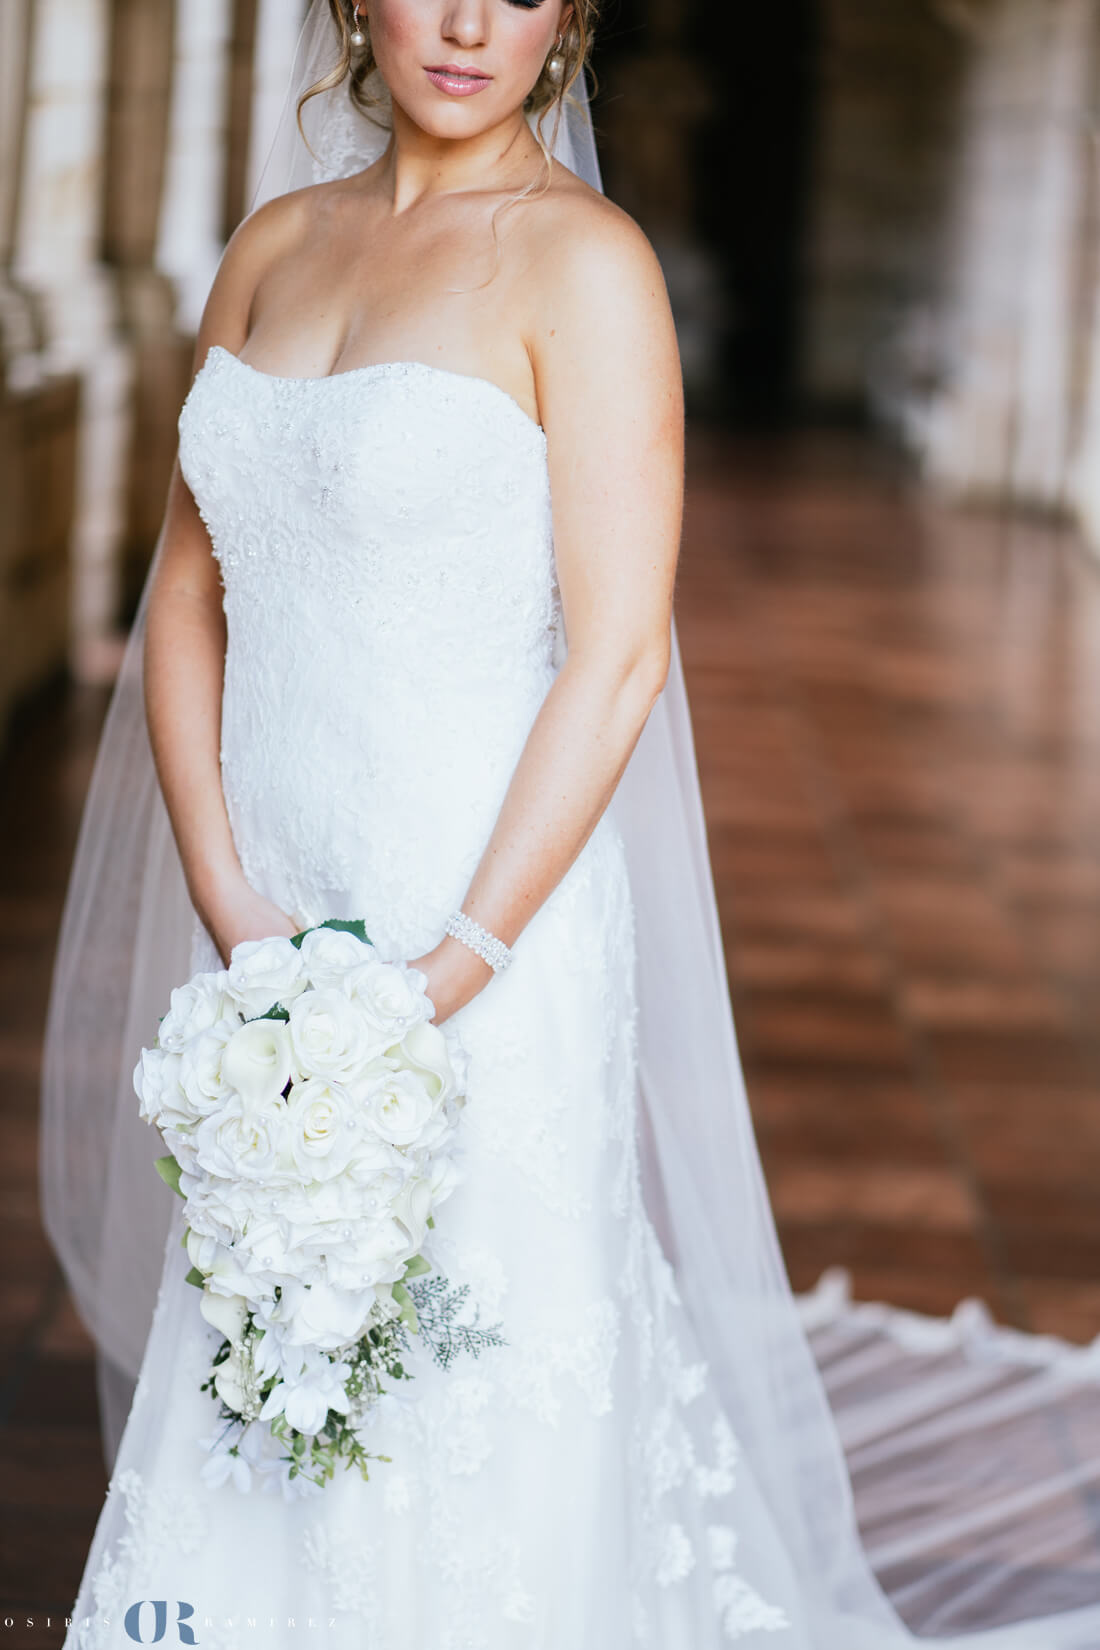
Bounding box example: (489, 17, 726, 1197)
(0, 0, 36, 367)
(246, 0, 312, 216)
(103, 0, 190, 618)
(10, 0, 131, 673)
(156, 0, 235, 336)
(222, 0, 260, 238)
(922, 0, 1096, 508)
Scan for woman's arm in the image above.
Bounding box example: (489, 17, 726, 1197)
(412, 197, 683, 1021)
(144, 196, 306, 963)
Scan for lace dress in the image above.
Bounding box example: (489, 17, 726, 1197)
(61, 344, 804, 1648)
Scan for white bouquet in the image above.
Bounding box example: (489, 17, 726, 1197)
(133, 917, 503, 1496)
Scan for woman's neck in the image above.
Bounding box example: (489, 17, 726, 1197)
(378, 103, 544, 214)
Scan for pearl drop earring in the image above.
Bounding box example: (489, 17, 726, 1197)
(350, 3, 366, 47)
(546, 32, 565, 84)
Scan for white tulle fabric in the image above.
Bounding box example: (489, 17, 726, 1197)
(40, 4, 1100, 1647)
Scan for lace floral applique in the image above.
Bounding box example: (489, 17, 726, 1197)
(78, 1470, 209, 1650)
(655, 1520, 697, 1586)
(302, 1524, 382, 1624)
(695, 1414, 739, 1498)
(500, 1297, 621, 1424)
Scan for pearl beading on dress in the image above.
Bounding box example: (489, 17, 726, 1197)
(445, 909, 514, 972)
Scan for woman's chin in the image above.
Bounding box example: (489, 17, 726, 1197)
(389, 84, 524, 143)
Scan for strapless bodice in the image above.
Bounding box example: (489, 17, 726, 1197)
(176, 344, 575, 954)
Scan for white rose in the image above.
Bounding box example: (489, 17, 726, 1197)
(349, 1216, 413, 1284)
(192, 1096, 287, 1182)
(161, 1125, 201, 1180)
(343, 1162, 406, 1218)
(221, 1018, 293, 1107)
(133, 1046, 188, 1127)
(179, 1021, 237, 1117)
(186, 1179, 259, 1246)
(233, 1215, 299, 1293)
(288, 988, 377, 1082)
(157, 972, 234, 1052)
(343, 1130, 402, 1187)
(199, 1286, 249, 1345)
(284, 1076, 356, 1181)
(297, 926, 373, 988)
(226, 936, 309, 1018)
(360, 1068, 436, 1147)
(186, 1226, 217, 1273)
(343, 959, 430, 1039)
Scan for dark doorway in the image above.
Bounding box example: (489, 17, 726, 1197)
(591, 1, 819, 424)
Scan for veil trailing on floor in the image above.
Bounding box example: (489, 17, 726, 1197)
(39, 3, 1100, 1645)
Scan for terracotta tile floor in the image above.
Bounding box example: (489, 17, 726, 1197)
(679, 430, 1100, 1343)
(3, 430, 1100, 1624)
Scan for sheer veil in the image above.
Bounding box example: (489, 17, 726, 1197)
(38, 4, 1100, 1646)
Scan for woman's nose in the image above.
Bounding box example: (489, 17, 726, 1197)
(440, 0, 490, 50)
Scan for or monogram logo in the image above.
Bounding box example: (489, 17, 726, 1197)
(124, 1601, 198, 1644)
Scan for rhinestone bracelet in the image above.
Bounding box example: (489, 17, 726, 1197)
(444, 909, 514, 973)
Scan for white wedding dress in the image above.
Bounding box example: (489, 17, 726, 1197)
(62, 343, 811, 1648)
(56, 326, 1100, 1650)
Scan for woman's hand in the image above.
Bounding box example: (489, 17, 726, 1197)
(406, 933, 494, 1025)
(201, 875, 300, 966)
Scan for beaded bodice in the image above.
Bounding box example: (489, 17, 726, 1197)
(177, 344, 563, 953)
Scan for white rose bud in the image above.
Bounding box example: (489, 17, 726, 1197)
(289, 988, 378, 1082)
(156, 972, 234, 1052)
(344, 959, 430, 1039)
(226, 936, 308, 1017)
(297, 926, 373, 989)
(133, 1046, 187, 1127)
(285, 1076, 356, 1181)
(361, 1069, 435, 1147)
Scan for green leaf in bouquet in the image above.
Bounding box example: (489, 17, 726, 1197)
(391, 1280, 420, 1334)
(255, 1004, 291, 1022)
(184, 1265, 205, 1288)
(289, 916, 372, 950)
(154, 1153, 184, 1198)
(403, 1253, 432, 1280)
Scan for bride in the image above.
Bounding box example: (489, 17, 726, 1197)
(39, 3, 1100, 1648)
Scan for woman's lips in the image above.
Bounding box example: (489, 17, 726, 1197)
(424, 65, 493, 97)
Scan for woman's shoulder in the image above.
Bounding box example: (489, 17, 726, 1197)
(518, 163, 673, 349)
(536, 163, 661, 268)
(522, 163, 670, 314)
(224, 176, 344, 267)
(196, 178, 353, 342)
